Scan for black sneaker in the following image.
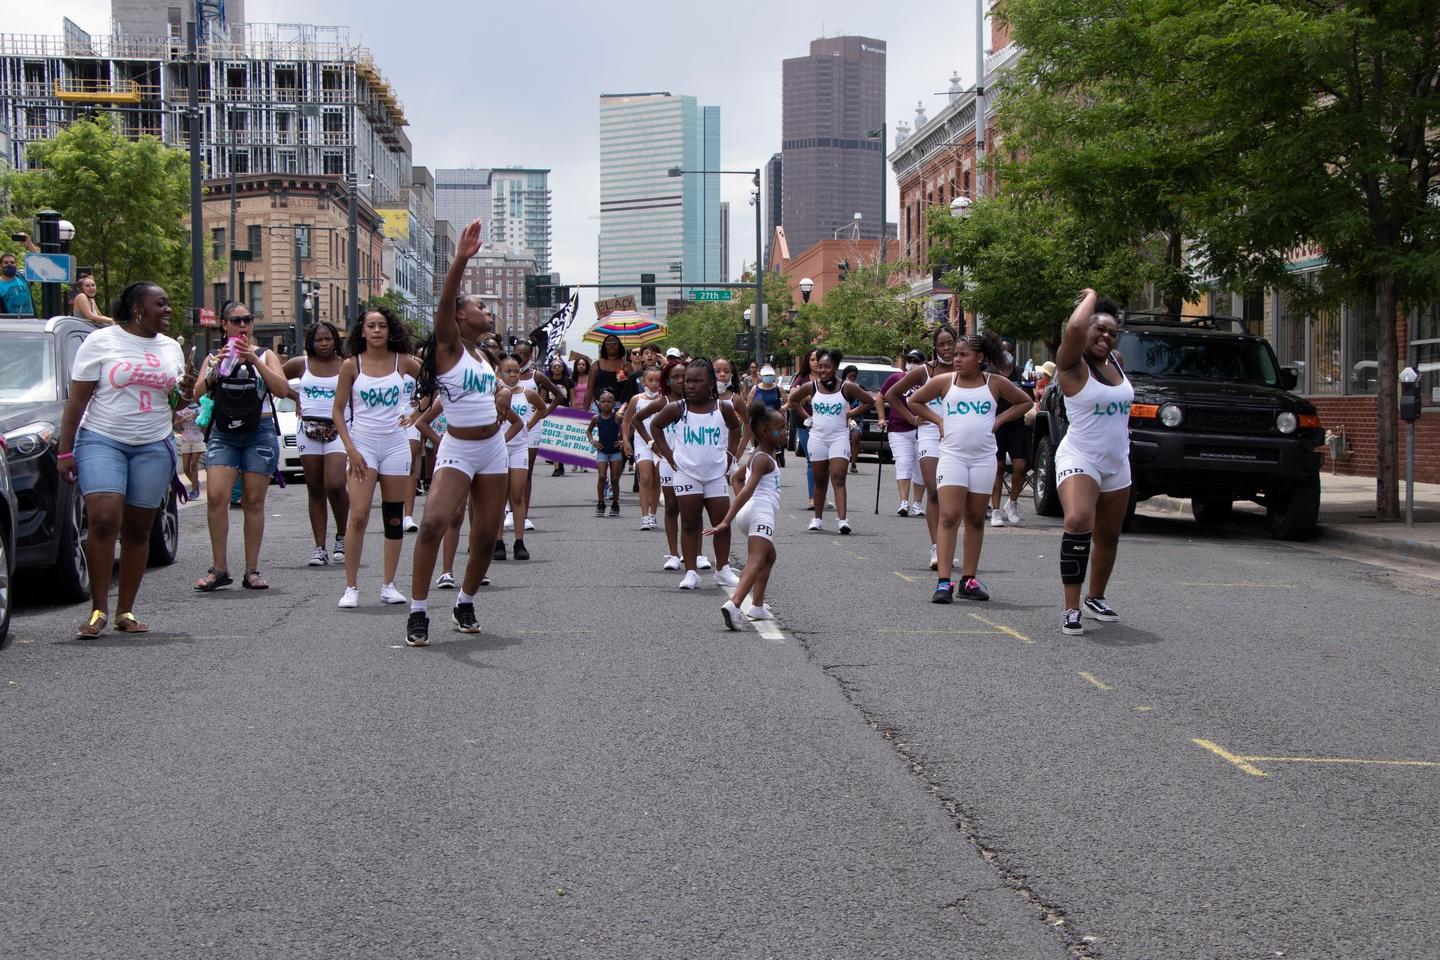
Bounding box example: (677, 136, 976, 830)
(1062, 608, 1085, 635)
(512, 540, 530, 561)
(931, 580, 954, 604)
(609, 502, 620, 517)
(1083, 596, 1119, 622)
(405, 611, 430, 647)
(493, 540, 507, 561)
(957, 577, 990, 601)
(595, 500, 605, 516)
(452, 601, 481, 634)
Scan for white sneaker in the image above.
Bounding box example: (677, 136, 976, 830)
(696, 555, 712, 570)
(929, 543, 939, 570)
(896, 500, 909, 517)
(337, 586, 359, 609)
(743, 602, 775, 621)
(503, 511, 514, 531)
(402, 515, 419, 533)
(678, 570, 701, 590)
(720, 599, 748, 630)
(663, 554, 682, 571)
(1005, 500, 1022, 525)
(808, 517, 824, 532)
(436, 572, 455, 589)
(714, 564, 741, 588)
(909, 501, 925, 517)
(990, 510, 1006, 527)
(308, 545, 329, 566)
(639, 516, 649, 530)
(837, 518, 852, 535)
(379, 583, 407, 605)
(523, 518, 535, 531)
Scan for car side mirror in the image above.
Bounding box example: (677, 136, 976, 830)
(1280, 367, 1299, 391)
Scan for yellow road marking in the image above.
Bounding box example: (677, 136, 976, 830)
(893, 571, 917, 583)
(1135, 705, 1153, 712)
(967, 613, 1033, 644)
(1244, 754, 1439, 768)
(877, 629, 1006, 635)
(1078, 671, 1111, 691)
(1192, 739, 1269, 777)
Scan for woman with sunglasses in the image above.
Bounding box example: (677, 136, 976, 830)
(191, 301, 292, 591)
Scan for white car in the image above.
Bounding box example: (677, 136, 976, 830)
(276, 380, 301, 476)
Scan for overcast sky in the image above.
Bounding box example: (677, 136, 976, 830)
(15, 2, 984, 322)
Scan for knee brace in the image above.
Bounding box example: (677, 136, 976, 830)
(382, 501, 405, 540)
(1060, 531, 1092, 585)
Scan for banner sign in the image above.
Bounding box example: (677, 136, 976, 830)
(594, 295, 635, 319)
(534, 406, 598, 469)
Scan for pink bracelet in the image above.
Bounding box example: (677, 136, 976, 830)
(57, 452, 75, 461)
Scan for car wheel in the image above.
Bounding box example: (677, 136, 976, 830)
(49, 486, 90, 604)
(1267, 473, 1320, 541)
(1032, 436, 1063, 517)
(0, 524, 12, 646)
(148, 486, 180, 567)
(1192, 498, 1233, 525)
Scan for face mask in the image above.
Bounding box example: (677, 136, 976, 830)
(1, 265, 15, 277)
(762, 376, 775, 385)
(718, 381, 731, 393)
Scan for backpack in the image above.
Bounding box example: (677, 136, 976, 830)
(211, 354, 264, 434)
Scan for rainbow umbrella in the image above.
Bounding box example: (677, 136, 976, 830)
(582, 310, 668, 346)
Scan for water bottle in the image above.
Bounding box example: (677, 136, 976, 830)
(1023, 359, 1035, 380)
(218, 336, 244, 378)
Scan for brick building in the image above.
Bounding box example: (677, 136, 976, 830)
(461, 245, 552, 345)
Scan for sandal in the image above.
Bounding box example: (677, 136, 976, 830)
(76, 609, 108, 639)
(195, 568, 233, 592)
(242, 570, 269, 590)
(115, 612, 150, 634)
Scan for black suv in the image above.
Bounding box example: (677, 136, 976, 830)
(1030, 315, 1325, 540)
(0, 317, 180, 603)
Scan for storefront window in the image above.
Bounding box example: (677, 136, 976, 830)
(1310, 302, 1343, 395)
(1346, 297, 1379, 395)
(1413, 304, 1440, 406)
(1271, 271, 1376, 396)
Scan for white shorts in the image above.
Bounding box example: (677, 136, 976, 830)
(296, 431, 344, 459)
(506, 442, 528, 471)
(936, 452, 998, 491)
(658, 459, 675, 487)
(633, 436, 654, 463)
(671, 470, 728, 499)
(350, 429, 411, 476)
(527, 429, 542, 450)
(1055, 441, 1132, 494)
(916, 423, 941, 461)
(736, 501, 777, 542)
(434, 430, 508, 480)
(406, 424, 421, 444)
(807, 433, 850, 463)
(888, 430, 917, 482)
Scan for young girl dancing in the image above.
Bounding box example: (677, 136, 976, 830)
(706, 402, 787, 629)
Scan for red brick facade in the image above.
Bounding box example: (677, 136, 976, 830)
(1311, 397, 1440, 484)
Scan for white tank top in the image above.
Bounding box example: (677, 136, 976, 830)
(435, 347, 498, 428)
(350, 355, 406, 436)
(297, 359, 339, 420)
(809, 381, 850, 440)
(673, 403, 728, 481)
(508, 387, 534, 450)
(938, 374, 998, 459)
(402, 372, 418, 413)
(1060, 359, 1135, 467)
(748, 451, 782, 514)
(636, 390, 662, 444)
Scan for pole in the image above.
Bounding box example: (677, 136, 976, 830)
(754, 168, 764, 362)
(974, 0, 986, 201)
(1406, 421, 1415, 528)
(34, 209, 61, 319)
(347, 168, 359, 328)
(293, 229, 304, 355)
(187, 19, 205, 332)
(228, 127, 238, 303)
(878, 119, 887, 267)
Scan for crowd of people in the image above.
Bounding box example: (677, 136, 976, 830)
(51, 218, 1131, 642)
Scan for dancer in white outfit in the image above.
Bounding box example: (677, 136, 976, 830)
(705, 402, 788, 629)
(784, 348, 874, 534)
(332, 308, 421, 608)
(281, 321, 349, 566)
(883, 326, 959, 567)
(623, 365, 665, 530)
(908, 331, 1033, 603)
(1054, 290, 1135, 635)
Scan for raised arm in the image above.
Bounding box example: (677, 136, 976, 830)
(1056, 288, 1098, 376)
(434, 219, 483, 353)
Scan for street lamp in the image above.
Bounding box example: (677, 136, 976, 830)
(950, 195, 973, 220)
(57, 220, 76, 243)
(799, 277, 813, 304)
(670, 165, 766, 358)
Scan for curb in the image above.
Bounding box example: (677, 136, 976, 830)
(1138, 495, 1440, 564)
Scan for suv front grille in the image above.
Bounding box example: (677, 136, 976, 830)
(1183, 407, 1273, 434)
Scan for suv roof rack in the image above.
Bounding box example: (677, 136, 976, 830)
(1124, 312, 1251, 335)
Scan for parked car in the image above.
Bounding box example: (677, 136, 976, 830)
(0, 317, 180, 603)
(1030, 314, 1325, 540)
(844, 357, 904, 462)
(276, 382, 302, 476)
(0, 434, 16, 645)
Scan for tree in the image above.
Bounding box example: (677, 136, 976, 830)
(2, 114, 199, 323)
(926, 194, 1144, 351)
(817, 259, 929, 359)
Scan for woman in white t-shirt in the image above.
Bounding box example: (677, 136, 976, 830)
(57, 281, 188, 638)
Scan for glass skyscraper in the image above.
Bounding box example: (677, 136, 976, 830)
(435, 167, 552, 272)
(599, 92, 721, 319)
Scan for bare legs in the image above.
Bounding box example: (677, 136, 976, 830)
(301, 452, 348, 549)
(1058, 476, 1129, 609)
(729, 536, 775, 608)
(82, 493, 156, 619)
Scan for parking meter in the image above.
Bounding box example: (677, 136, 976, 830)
(1400, 367, 1422, 422)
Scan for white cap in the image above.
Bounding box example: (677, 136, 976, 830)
(665, 347, 682, 358)
(760, 365, 776, 377)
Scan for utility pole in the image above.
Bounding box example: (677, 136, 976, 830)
(753, 167, 764, 361)
(187, 17, 205, 331)
(293, 229, 304, 355)
(228, 127, 238, 302)
(974, 0, 986, 200)
(878, 119, 887, 266)
(347, 167, 359, 329)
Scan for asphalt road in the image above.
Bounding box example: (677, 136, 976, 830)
(2, 457, 1436, 959)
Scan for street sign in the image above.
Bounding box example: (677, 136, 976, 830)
(198, 307, 217, 327)
(22, 253, 74, 283)
(595, 295, 636, 318)
(688, 289, 733, 302)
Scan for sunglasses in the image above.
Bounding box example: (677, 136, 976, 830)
(226, 315, 254, 324)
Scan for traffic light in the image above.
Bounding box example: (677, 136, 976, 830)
(524, 275, 541, 308)
(553, 285, 572, 304)
(536, 274, 553, 307)
(640, 273, 656, 308)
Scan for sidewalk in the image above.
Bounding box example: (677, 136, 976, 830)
(1139, 473, 1440, 563)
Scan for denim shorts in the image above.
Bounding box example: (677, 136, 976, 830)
(206, 422, 279, 476)
(74, 428, 176, 509)
(595, 450, 624, 463)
